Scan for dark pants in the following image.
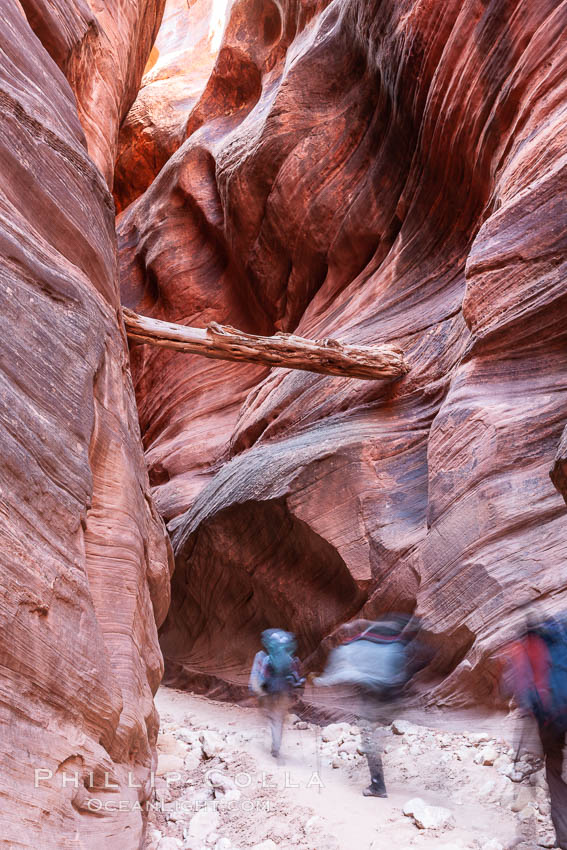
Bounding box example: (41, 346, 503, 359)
(352, 686, 397, 793)
(361, 722, 388, 789)
(540, 724, 567, 849)
(310, 683, 397, 792)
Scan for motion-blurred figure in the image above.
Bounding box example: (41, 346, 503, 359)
(249, 628, 304, 758)
(312, 614, 425, 797)
(501, 613, 567, 849)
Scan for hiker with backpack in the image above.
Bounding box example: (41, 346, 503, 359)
(311, 614, 424, 798)
(249, 628, 305, 758)
(500, 613, 567, 849)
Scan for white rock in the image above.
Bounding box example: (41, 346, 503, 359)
(392, 719, 418, 736)
(189, 809, 220, 840)
(215, 840, 232, 850)
(157, 839, 183, 850)
(205, 834, 219, 846)
(403, 797, 455, 830)
(321, 723, 351, 743)
(207, 770, 233, 790)
(208, 769, 241, 801)
(189, 788, 214, 806)
(183, 840, 204, 850)
(517, 802, 537, 821)
(467, 732, 491, 746)
(474, 746, 499, 766)
(492, 754, 511, 773)
(481, 840, 503, 850)
(331, 757, 342, 769)
(294, 720, 309, 730)
(157, 753, 185, 776)
(251, 841, 278, 850)
(511, 786, 534, 812)
(200, 731, 224, 759)
(158, 733, 189, 757)
(338, 739, 358, 755)
(177, 727, 200, 745)
(185, 752, 202, 771)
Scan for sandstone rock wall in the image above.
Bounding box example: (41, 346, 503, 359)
(0, 0, 171, 846)
(117, 0, 567, 705)
(18, 0, 166, 185)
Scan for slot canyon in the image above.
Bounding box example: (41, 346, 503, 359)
(0, 0, 566, 846)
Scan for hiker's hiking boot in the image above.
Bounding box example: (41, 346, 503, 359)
(363, 776, 387, 798)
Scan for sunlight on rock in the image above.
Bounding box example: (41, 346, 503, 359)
(208, 0, 230, 52)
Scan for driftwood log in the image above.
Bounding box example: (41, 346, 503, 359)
(122, 308, 409, 381)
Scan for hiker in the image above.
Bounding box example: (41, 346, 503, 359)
(500, 613, 567, 849)
(249, 628, 305, 758)
(312, 614, 423, 798)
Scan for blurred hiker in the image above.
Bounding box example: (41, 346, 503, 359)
(249, 628, 305, 758)
(312, 614, 424, 798)
(500, 613, 567, 850)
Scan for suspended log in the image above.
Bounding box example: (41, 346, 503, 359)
(122, 308, 409, 381)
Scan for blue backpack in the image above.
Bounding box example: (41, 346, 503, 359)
(249, 629, 304, 695)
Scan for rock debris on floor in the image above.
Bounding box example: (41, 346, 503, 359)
(144, 688, 557, 850)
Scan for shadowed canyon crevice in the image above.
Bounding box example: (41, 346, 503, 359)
(1, 0, 567, 846)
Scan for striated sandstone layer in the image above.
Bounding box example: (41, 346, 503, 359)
(118, 0, 567, 706)
(0, 0, 171, 847)
(18, 0, 166, 186)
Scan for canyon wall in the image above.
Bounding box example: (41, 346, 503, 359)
(0, 0, 171, 846)
(118, 0, 567, 707)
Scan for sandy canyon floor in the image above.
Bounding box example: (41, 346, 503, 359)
(144, 687, 558, 850)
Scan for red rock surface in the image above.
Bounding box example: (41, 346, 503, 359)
(552, 427, 567, 502)
(113, 0, 219, 212)
(119, 0, 567, 706)
(0, 0, 171, 846)
(18, 0, 165, 186)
